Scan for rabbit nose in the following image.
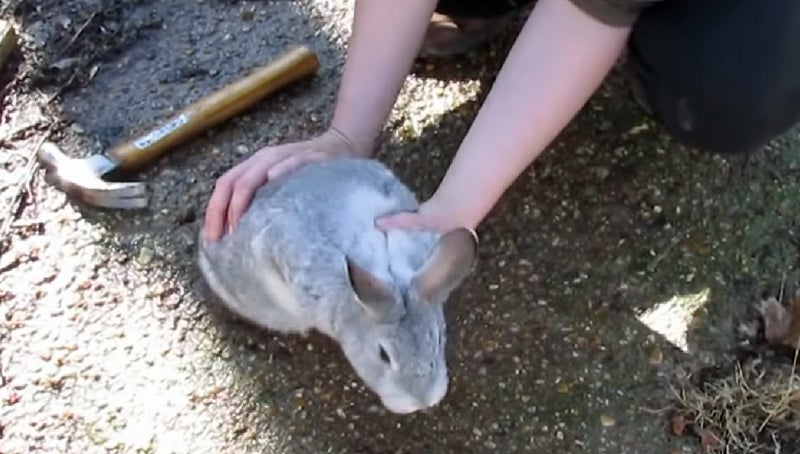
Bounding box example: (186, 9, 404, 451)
(423, 377, 448, 407)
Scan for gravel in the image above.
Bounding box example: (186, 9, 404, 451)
(1, 0, 798, 453)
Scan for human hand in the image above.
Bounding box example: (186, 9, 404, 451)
(202, 127, 360, 241)
(374, 197, 472, 234)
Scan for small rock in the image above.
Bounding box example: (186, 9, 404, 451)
(628, 124, 649, 135)
(137, 247, 154, 265)
(240, 7, 256, 20)
(591, 166, 611, 180)
(5, 391, 20, 405)
(50, 57, 80, 71)
(55, 15, 72, 29)
(600, 413, 616, 427)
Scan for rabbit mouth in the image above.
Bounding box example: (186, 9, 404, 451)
(379, 380, 448, 414)
(380, 395, 430, 414)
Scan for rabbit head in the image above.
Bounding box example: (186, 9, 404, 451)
(335, 227, 478, 414)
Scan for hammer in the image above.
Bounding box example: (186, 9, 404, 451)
(37, 45, 320, 209)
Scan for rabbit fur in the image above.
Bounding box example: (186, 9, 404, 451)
(197, 156, 478, 414)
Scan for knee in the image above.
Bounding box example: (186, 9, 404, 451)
(627, 0, 800, 155)
(634, 69, 799, 155)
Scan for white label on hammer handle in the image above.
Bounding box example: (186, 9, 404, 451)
(133, 113, 189, 149)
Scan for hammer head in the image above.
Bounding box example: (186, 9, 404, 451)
(37, 142, 149, 209)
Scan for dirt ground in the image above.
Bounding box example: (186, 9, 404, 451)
(1, 0, 799, 453)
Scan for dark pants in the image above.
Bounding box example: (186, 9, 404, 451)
(435, 0, 800, 155)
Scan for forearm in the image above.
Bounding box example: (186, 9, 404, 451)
(331, 0, 439, 156)
(430, 0, 631, 228)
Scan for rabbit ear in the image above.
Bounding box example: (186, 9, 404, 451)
(345, 256, 397, 319)
(411, 227, 478, 303)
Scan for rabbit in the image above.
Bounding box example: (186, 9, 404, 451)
(196, 156, 478, 414)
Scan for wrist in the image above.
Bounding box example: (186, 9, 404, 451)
(322, 124, 372, 158)
(327, 119, 377, 158)
(423, 188, 487, 232)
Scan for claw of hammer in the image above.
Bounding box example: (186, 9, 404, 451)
(36, 45, 319, 210)
(37, 142, 149, 209)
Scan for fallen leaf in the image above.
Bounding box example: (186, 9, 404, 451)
(648, 344, 664, 365)
(790, 390, 800, 412)
(760, 297, 800, 348)
(687, 231, 712, 256)
(670, 414, 687, 436)
(698, 429, 722, 449)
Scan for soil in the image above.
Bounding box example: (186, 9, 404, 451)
(1, 0, 799, 453)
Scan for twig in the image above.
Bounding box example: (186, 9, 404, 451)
(58, 11, 98, 55)
(0, 353, 6, 386)
(0, 120, 45, 145)
(758, 340, 800, 432)
(0, 125, 53, 254)
(638, 404, 674, 415)
(647, 227, 696, 273)
(46, 69, 80, 104)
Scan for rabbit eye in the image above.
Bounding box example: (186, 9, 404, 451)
(379, 345, 391, 364)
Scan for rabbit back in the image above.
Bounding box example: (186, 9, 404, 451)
(197, 157, 428, 335)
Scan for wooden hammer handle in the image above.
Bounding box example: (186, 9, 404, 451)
(106, 45, 319, 171)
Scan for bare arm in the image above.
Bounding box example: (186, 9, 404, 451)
(378, 0, 632, 232)
(331, 0, 440, 155)
(203, 0, 437, 240)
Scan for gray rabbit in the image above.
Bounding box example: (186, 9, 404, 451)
(197, 156, 478, 414)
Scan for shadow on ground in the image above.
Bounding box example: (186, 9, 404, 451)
(1, 0, 799, 453)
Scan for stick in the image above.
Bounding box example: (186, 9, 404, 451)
(58, 11, 97, 54)
(646, 227, 696, 273)
(0, 127, 53, 255)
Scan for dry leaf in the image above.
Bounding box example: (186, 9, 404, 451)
(670, 414, 687, 436)
(790, 390, 800, 412)
(648, 344, 664, 365)
(699, 429, 722, 449)
(759, 297, 800, 348)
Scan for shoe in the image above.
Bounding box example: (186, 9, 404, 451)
(418, 12, 515, 59)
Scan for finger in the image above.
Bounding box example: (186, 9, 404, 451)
(374, 212, 428, 231)
(267, 149, 328, 181)
(225, 153, 292, 234)
(202, 164, 249, 241)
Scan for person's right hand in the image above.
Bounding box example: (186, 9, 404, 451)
(202, 127, 361, 242)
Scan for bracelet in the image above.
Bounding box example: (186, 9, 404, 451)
(329, 126, 359, 155)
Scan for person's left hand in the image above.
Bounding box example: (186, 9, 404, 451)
(374, 198, 465, 234)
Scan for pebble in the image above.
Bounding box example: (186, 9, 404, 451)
(4, 1, 796, 453)
(600, 413, 616, 427)
(137, 247, 154, 265)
